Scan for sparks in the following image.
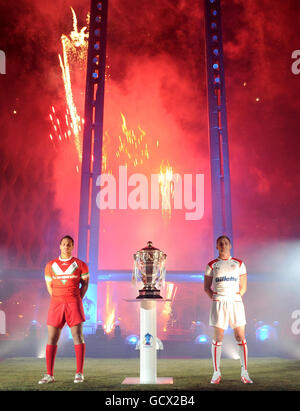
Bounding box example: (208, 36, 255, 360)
(104, 309, 116, 334)
(115, 113, 158, 167)
(103, 283, 116, 334)
(49, 7, 111, 168)
(70, 7, 89, 48)
(159, 162, 175, 218)
(58, 35, 83, 161)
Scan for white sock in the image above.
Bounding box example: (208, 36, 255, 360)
(237, 339, 248, 374)
(211, 340, 222, 374)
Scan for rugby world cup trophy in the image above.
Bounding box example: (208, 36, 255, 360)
(132, 241, 167, 299)
(122, 241, 172, 384)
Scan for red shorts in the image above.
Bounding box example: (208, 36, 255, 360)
(47, 298, 85, 329)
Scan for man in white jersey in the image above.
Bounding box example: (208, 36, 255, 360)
(204, 235, 253, 384)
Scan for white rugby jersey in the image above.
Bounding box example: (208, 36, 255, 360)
(205, 256, 247, 297)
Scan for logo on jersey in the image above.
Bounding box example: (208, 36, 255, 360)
(51, 261, 78, 284)
(215, 276, 237, 283)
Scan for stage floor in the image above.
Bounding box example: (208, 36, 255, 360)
(0, 357, 299, 391)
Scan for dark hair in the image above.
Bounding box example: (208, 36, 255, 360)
(216, 235, 231, 245)
(60, 235, 74, 245)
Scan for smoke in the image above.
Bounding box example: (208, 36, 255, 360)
(17, 0, 211, 270)
(219, 0, 300, 260)
(1, 0, 299, 270)
(1, 1, 300, 357)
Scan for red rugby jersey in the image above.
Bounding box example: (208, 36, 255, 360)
(45, 256, 89, 302)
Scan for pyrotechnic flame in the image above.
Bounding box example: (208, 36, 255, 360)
(58, 45, 82, 160)
(58, 7, 89, 162)
(116, 115, 175, 219)
(104, 308, 116, 334)
(70, 7, 89, 48)
(159, 163, 175, 218)
(49, 7, 111, 168)
(102, 131, 111, 173)
(49, 6, 169, 188)
(103, 283, 116, 334)
(115, 113, 151, 167)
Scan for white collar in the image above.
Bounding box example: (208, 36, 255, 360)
(59, 255, 73, 262)
(218, 256, 232, 261)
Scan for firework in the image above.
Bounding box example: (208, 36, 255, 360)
(103, 283, 116, 334)
(49, 7, 175, 220)
(159, 162, 176, 218)
(49, 7, 113, 169)
(115, 113, 159, 168)
(104, 308, 116, 334)
(58, 7, 89, 161)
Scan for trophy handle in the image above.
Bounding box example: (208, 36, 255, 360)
(132, 260, 139, 286)
(158, 259, 166, 288)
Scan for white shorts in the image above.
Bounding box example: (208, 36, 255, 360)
(209, 294, 246, 330)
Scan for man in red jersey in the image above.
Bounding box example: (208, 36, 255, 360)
(38, 235, 89, 384)
(204, 235, 253, 385)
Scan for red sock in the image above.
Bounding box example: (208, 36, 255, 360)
(74, 343, 86, 374)
(46, 344, 57, 376)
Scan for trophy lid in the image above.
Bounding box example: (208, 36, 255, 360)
(141, 241, 160, 251)
(133, 241, 167, 259)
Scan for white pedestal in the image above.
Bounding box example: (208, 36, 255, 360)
(122, 298, 173, 385)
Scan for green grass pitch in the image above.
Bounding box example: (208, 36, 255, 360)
(0, 357, 299, 391)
